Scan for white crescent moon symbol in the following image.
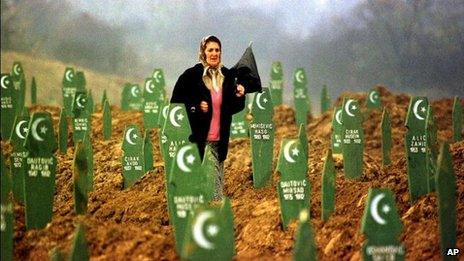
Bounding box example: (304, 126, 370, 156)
(169, 106, 182, 127)
(15, 120, 28, 139)
(131, 86, 139, 97)
(369, 91, 377, 103)
(413, 99, 425, 120)
(335, 109, 342, 125)
(283, 140, 297, 163)
(256, 93, 265, 110)
(1, 75, 8, 89)
(176, 145, 193, 173)
(31, 118, 46, 141)
(125, 128, 136, 145)
(193, 211, 215, 250)
(65, 70, 73, 82)
(370, 193, 387, 225)
(13, 64, 20, 75)
(145, 79, 154, 94)
(344, 99, 355, 117)
(154, 70, 162, 83)
(162, 105, 169, 119)
(272, 64, 279, 74)
(76, 94, 85, 108)
(295, 70, 304, 83)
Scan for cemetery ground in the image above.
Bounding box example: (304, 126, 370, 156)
(1, 87, 463, 260)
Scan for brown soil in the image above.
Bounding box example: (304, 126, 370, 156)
(2, 86, 463, 260)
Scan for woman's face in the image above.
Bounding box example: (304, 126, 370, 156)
(205, 41, 221, 68)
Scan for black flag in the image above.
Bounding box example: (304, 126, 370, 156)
(232, 42, 262, 94)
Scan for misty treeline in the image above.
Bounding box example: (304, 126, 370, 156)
(1, 0, 463, 97)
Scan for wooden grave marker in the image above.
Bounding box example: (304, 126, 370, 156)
(101, 89, 108, 109)
(452, 97, 462, 142)
(102, 99, 112, 140)
(31, 76, 37, 105)
(87, 89, 94, 114)
(58, 108, 68, 154)
(230, 95, 249, 139)
(83, 132, 94, 191)
(269, 61, 283, 106)
(143, 129, 154, 172)
(1, 154, 14, 261)
(361, 188, 404, 261)
(152, 68, 166, 89)
(367, 88, 381, 109)
(128, 84, 143, 111)
(293, 209, 317, 261)
(61, 67, 77, 117)
(72, 91, 91, 142)
(10, 115, 30, 203)
(24, 112, 57, 229)
(341, 98, 364, 179)
(381, 108, 392, 167)
(143, 77, 164, 129)
(293, 68, 310, 126)
(250, 88, 275, 188)
(331, 106, 343, 154)
(405, 96, 429, 202)
(75, 71, 86, 91)
(425, 105, 438, 192)
(73, 141, 89, 214)
(12, 62, 26, 114)
(1, 73, 17, 140)
(321, 148, 336, 222)
(122, 124, 144, 188)
(69, 223, 89, 261)
(276, 139, 310, 228)
(320, 84, 330, 114)
(298, 124, 308, 159)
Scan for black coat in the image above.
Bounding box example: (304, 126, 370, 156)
(171, 63, 251, 161)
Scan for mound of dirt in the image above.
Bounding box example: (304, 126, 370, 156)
(2, 87, 463, 260)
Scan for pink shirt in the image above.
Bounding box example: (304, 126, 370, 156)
(207, 89, 222, 141)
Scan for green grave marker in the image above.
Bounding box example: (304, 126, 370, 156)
(121, 83, 131, 111)
(72, 91, 92, 142)
(102, 99, 112, 140)
(293, 209, 316, 261)
(405, 96, 429, 202)
(293, 68, 310, 126)
(381, 108, 392, 167)
(168, 143, 214, 254)
(10, 115, 30, 203)
(15, 74, 27, 115)
(341, 98, 364, 179)
(1, 154, 14, 261)
(181, 198, 235, 260)
(269, 61, 283, 106)
(83, 132, 94, 191)
(276, 139, 310, 229)
(361, 188, 405, 261)
(367, 88, 381, 109)
(75, 71, 86, 91)
(1, 73, 17, 140)
(321, 148, 336, 222)
(250, 88, 275, 188)
(128, 84, 143, 111)
(230, 95, 249, 139)
(157, 100, 170, 134)
(122, 124, 145, 188)
(23, 112, 57, 229)
(31, 76, 37, 105)
(436, 142, 457, 259)
(58, 108, 68, 154)
(69, 223, 89, 261)
(298, 124, 308, 159)
(425, 105, 438, 192)
(101, 89, 108, 109)
(152, 68, 166, 88)
(320, 84, 331, 114)
(143, 77, 165, 129)
(143, 129, 154, 172)
(49, 247, 65, 261)
(11, 61, 24, 81)
(452, 97, 462, 142)
(62, 67, 77, 117)
(73, 141, 89, 214)
(87, 89, 94, 114)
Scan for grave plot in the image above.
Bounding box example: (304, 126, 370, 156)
(269, 61, 284, 106)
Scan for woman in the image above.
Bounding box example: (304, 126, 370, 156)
(171, 35, 260, 200)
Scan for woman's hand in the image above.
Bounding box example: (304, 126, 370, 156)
(200, 101, 208, 112)
(236, 84, 245, 97)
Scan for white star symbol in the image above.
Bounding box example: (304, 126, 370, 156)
(263, 98, 268, 103)
(40, 126, 47, 134)
(207, 225, 219, 237)
(351, 105, 357, 110)
(132, 133, 138, 140)
(374, 94, 378, 99)
(420, 107, 426, 113)
(5, 80, 9, 84)
(186, 154, 195, 164)
(382, 204, 391, 213)
(23, 127, 28, 133)
(177, 113, 184, 121)
(292, 147, 299, 156)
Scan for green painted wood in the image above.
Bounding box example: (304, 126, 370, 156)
(74, 71, 86, 91)
(143, 77, 165, 129)
(361, 188, 404, 261)
(122, 124, 144, 188)
(23, 112, 57, 229)
(143, 129, 154, 172)
(293, 68, 310, 126)
(121, 83, 131, 111)
(73, 141, 89, 214)
(250, 88, 274, 188)
(381, 108, 392, 166)
(425, 105, 438, 192)
(49, 247, 64, 261)
(58, 108, 68, 154)
(405, 96, 429, 203)
(1, 153, 14, 261)
(14, 74, 27, 116)
(102, 99, 112, 140)
(230, 95, 249, 139)
(87, 89, 94, 114)
(72, 91, 92, 142)
(61, 67, 77, 117)
(181, 198, 235, 261)
(331, 106, 343, 154)
(436, 142, 457, 259)
(298, 124, 308, 160)
(10, 115, 30, 203)
(269, 61, 283, 106)
(276, 139, 310, 228)
(366, 88, 381, 109)
(101, 89, 108, 109)
(152, 68, 166, 89)
(31, 76, 37, 105)
(11, 61, 24, 81)
(341, 98, 364, 179)
(321, 148, 335, 222)
(83, 132, 94, 192)
(320, 84, 331, 114)
(168, 143, 214, 254)
(1, 74, 17, 140)
(157, 101, 170, 137)
(293, 209, 316, 261)
(452, 97, 462, 142)
(69, 223, 89, 261)
(127, 84, 143, 111)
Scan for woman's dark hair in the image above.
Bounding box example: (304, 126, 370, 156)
(199, 35, 221, 65)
